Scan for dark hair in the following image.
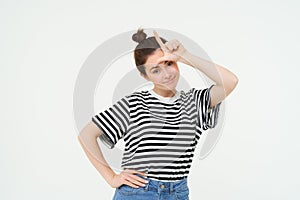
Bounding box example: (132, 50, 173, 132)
(132, 28, 167, 76)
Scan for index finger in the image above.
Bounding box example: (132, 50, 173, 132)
(156, 52, 178, 64)
(153, 30, 167, 51)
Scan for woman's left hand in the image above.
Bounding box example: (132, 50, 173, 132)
(153, 30, 188, 64)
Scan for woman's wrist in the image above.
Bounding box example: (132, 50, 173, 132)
(179, 51, 192, 66)
(105, 170, 117, 187)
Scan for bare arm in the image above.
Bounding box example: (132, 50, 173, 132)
(181, 51, 239, 108)
(152, 31, 238, 108)
(77, 121, 148, 188)
(77, 121, 116, 187)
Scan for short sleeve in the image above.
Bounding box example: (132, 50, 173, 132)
(92, 96, 131, 149)
(193, 84, 222, 130)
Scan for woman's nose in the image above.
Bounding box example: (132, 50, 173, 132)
(162, 69, 172, 79)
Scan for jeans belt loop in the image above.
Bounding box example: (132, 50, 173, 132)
(144, 180, 150, 191)
(170, 182, 174, 193)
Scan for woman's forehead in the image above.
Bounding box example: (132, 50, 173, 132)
(145, 49, 164, 66)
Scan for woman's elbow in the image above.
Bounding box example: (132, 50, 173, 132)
(227, 76, 238, 96)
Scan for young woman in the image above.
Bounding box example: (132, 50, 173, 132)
(78, 28, 238, 200)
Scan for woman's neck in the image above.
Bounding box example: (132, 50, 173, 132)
(152, 87, 177, 98)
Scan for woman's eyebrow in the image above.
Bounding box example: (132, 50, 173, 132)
(150, 65, 159, 70)
(149, 61, 169, 70)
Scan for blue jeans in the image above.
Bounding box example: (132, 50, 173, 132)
(112, 175, 189, 200)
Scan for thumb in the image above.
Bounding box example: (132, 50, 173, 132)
(157, 53, 178, 64)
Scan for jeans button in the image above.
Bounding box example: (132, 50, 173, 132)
(160, 184, 165, 189)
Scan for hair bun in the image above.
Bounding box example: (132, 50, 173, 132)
(132, 28, 147, 43)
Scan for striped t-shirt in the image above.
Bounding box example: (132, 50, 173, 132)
(92, 85, 222, 181)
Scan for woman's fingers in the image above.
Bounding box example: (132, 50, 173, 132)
(153, 31, 182, 63)
(153, 30, 168, 52)
(172, 42, 178, 50)
(125, 175, 147, 187)
(165, 42, 175, 51)
(124, 180, 139, 188)
(121, 169, 148, 187)
(157, 52, 178, 63)
(128, 174, 148, 184)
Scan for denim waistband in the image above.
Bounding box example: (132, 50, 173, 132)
(136, 174, 188, 193)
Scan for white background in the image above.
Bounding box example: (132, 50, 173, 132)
(1, 0, 299, 199)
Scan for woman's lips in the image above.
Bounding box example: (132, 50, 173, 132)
(164, 77, 175, 84)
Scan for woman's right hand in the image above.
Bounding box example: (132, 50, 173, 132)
(109, 169, 149, 188)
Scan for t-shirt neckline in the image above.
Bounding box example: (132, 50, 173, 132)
(147, 89, 180, 103)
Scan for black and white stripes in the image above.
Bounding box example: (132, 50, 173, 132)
(92, 85, 222, 181)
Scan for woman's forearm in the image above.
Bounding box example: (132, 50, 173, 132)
(78, 128, 116, 187)
(181, 51, 238, 86)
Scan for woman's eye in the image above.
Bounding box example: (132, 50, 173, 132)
(167, 61, 173, 66)
(153, 70, 159, 74)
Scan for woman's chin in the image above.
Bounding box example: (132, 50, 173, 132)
(164, 82, 178, 90)
(163, 85, 177, 91)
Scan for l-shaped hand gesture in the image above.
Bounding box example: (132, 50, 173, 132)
(153, 30, 188, 64)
